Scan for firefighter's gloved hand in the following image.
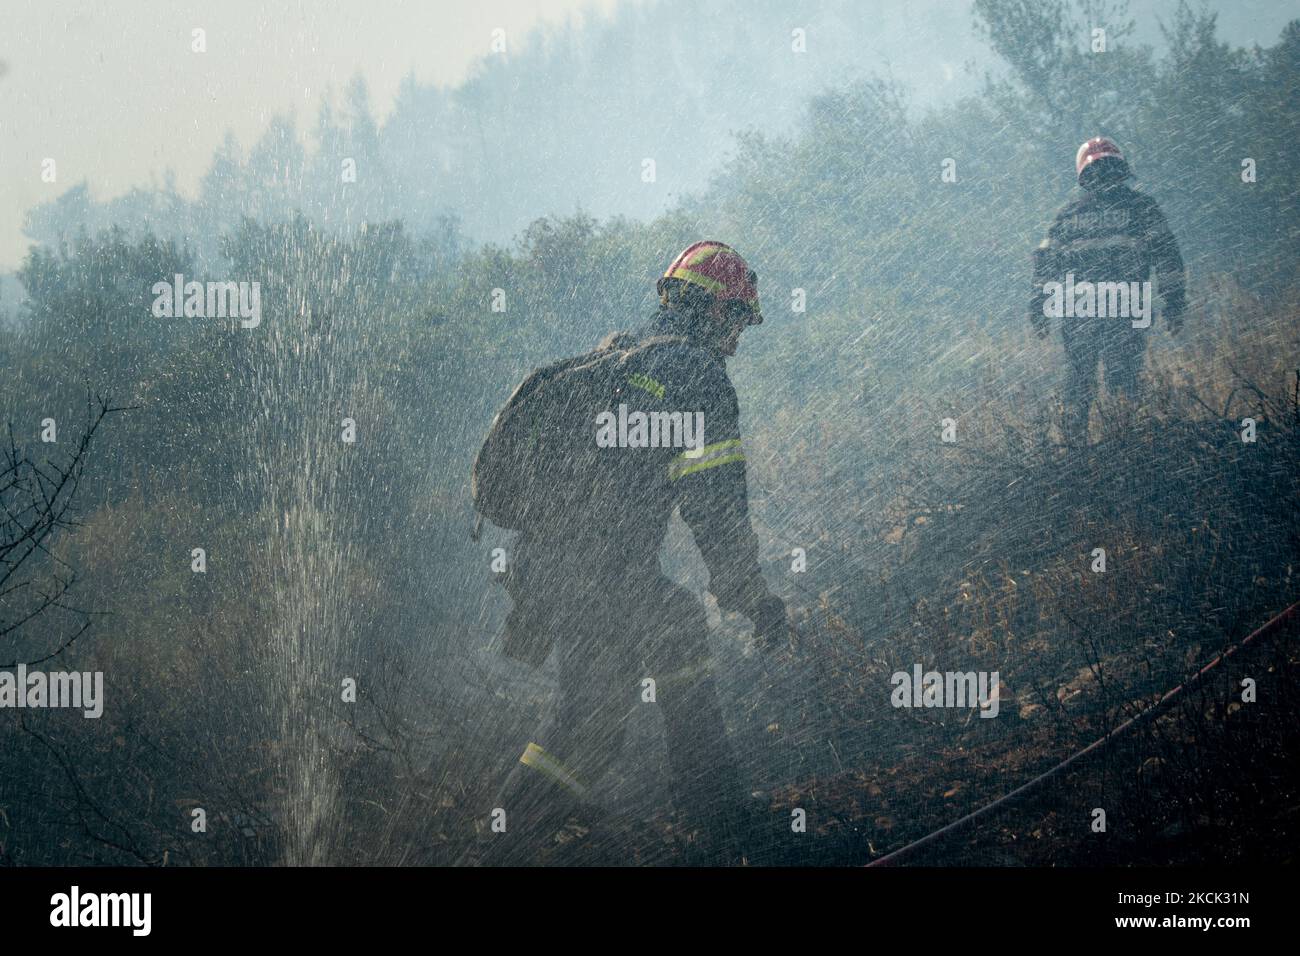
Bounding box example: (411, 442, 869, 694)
(752, 595, 795, 655)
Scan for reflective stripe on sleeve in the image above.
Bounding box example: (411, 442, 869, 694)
(519, 742, 587, 798)
(669, 438, 745, 481)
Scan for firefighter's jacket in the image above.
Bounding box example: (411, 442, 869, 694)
(502, 309, 772, 664)
(1031, 181, 1185, 329)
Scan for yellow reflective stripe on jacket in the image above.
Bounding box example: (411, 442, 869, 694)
(519, 742, 587, 798)
(683, 438, 742, 459)
(669, 438, 744, 481)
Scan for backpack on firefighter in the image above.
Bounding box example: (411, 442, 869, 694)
(471, 332, 685, 536)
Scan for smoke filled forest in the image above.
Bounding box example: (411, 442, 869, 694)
(2, 0, 1299, 884)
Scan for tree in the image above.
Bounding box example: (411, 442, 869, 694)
(0, 396, 123, 667)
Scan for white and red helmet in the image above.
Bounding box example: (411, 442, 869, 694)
(659, 241, 762, 324)
(1076, 136, 1129, 183)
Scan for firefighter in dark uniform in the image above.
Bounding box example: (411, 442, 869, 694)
(490, 241, 792, 864)
(1031, 137, 1186, 445)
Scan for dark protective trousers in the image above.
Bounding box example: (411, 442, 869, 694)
(492, 573, 749, 862)
(1061, 317, 1148, 445)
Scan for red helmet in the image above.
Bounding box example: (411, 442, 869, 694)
(1076, 136, 1128, 182)
(659, 241, 762, 323)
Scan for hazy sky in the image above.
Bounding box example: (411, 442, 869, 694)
(0, 0, 620, 270)
(3, 0, 1298, 273)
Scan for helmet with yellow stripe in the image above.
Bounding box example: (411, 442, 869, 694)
(657, 241, 762, 327)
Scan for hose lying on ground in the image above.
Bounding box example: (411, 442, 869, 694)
(866, 598, 1300, 866)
